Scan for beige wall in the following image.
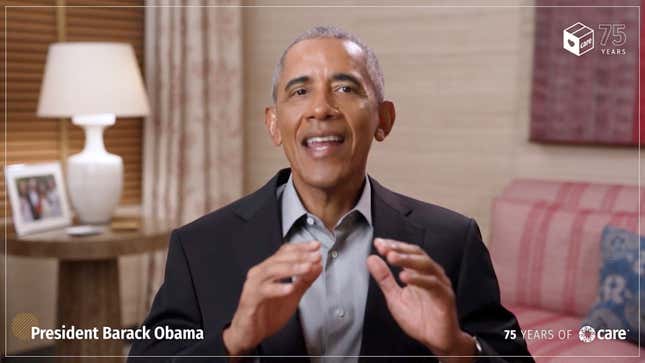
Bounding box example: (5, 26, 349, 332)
(242, 3, 641, 243)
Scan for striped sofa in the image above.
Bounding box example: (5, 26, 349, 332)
(488, 179, 643, 362)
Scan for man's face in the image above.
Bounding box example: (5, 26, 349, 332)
(267, 38, 392, 190)
(18, 180, 26, 194)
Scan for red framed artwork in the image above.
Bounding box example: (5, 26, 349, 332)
(530, 1, 642, 146)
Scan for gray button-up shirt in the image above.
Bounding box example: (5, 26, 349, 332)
(277, 175, 373, 362)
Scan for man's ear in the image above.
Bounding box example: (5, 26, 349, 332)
(375, 101, 396, 142)
(264, 106, 282, 146)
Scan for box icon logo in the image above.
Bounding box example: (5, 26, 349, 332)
(563, 22, 594, 56)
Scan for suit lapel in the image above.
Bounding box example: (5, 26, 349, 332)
(232, 169, 308, 359)
(359, 177, 426, 357)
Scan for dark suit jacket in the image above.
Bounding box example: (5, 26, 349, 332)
(129, 169, 534, 362)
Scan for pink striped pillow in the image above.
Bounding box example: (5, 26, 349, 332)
(500, 179, 640, 213)
(488, 197, 641, 316)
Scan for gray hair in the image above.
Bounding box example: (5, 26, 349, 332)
(271, 25, 385, 103)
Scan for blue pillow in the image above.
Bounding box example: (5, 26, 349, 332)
(582, 225, 644, 346)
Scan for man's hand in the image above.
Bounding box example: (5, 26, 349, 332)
(223, 241, 322, 357)
(366, 238, 476, 363)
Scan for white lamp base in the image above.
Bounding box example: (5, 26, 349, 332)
(67, 114, 123, 224)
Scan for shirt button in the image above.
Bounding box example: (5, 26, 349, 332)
(306, 216, 314, 225)
(330, 250, 338, 259)
(335, 308, 345, 318)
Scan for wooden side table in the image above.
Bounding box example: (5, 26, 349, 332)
(7, 218, 171, 362)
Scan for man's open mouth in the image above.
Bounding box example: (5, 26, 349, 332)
(303, 135, 345, 148)
(301, 134, 346, 158)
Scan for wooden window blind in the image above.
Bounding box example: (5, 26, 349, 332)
(1, 0, 145, 219)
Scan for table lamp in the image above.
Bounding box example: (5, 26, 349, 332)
(37, 42, 149, 224)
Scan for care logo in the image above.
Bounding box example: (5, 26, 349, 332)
(578, 325, 629, 343)
(563, 22, 627, 56)
(563, 22, 594, 56)
(578, 325, 596, 343)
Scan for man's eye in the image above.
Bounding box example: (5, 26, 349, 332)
(293, 89, 307, 96)
(337, 85, 353, 93)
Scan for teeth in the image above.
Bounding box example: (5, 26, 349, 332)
(306, 135, 343, 146)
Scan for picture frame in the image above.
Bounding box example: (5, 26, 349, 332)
(5, 162, 72, 236)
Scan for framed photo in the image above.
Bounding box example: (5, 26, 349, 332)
(5, 162, 72, 236)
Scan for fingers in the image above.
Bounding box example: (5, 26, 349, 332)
(261, 260, 320, 283)
(292, 262, 323, 292)
(248, 241, 321, 281)
(399, 270, 454, 302)
(374, 238, 422, 256)
(247, 260, 322, 299)
(260, 280, 296, 298)
(374, 238, 451, 286)
(244, 241, 323, 299)
(271, 246, 322, 264)
(366, 255, 401, 299)
(261, 258, 323, 298)
(386, 251, 433, 272)
(279, 240, 322, 252)
(272, 240, 321, 258)
(399, 270, 443, 290)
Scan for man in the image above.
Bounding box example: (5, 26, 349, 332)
(26, 178, 42, 220)
(129, 26, 533, 362)
(17, 179, 35, 222)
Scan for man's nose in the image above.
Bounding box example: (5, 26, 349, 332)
(308, 91, 340, 121)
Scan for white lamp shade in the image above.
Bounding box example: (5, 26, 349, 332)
(37, 42, 150, 117)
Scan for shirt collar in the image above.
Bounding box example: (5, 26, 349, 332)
(279, 174, 372, 237)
